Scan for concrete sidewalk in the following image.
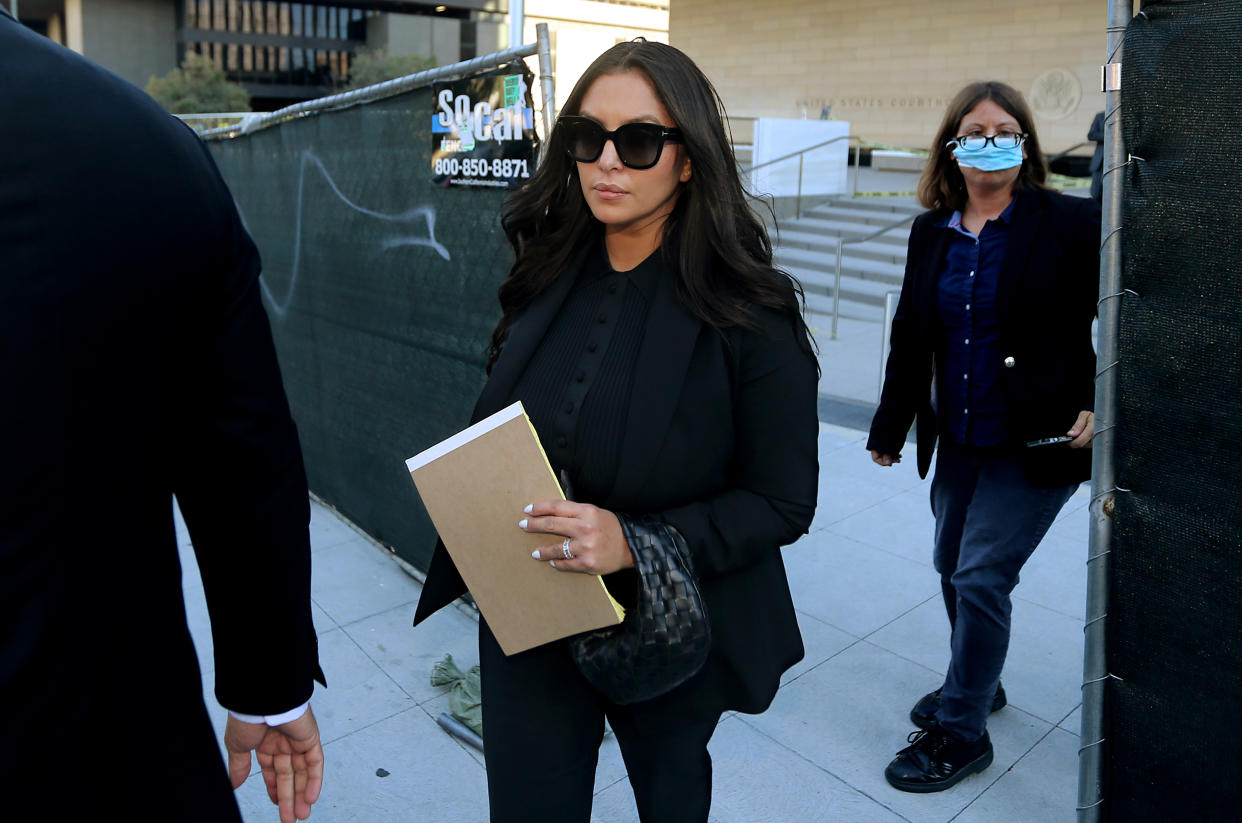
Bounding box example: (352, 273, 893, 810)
(178, 417, 1089, 823)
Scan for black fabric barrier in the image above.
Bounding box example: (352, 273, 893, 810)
(1110, 3, 1242, 818)
(208, 73, 531, 573)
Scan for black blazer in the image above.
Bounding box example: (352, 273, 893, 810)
(414, 251, 821, 715)
(868, 187, 1101, 487)
(0, 19, 323, 820)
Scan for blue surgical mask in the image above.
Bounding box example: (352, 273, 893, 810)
(952, 142, 1023, 172)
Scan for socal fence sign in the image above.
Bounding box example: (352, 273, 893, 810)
(431, 66, 539, 190)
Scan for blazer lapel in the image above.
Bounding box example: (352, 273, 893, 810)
(996, 188, 1045, 329)
(913, 216, 951, 344)
(470, 246, 588, 422)
(611, 263, 701, 499)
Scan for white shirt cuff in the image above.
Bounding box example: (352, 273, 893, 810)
(228, 702, 309, 727)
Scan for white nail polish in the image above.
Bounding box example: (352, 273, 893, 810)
(518, 519, 528, 529)
(523, 504, 533, 514)
(531, 550, 540, 559)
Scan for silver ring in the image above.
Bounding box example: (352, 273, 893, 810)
(561, 538, 574, 559)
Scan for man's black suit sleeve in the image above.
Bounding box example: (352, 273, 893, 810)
(660, 310, 820, 580)
(171, 139, 325, 715)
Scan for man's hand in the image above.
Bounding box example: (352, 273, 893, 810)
(224, 706, 324, 823)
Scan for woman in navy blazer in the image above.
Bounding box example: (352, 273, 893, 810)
(868, 82, 1100, 793)
(414, 41, 820, 822)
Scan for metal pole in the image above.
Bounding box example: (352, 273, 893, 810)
(535, 21, 555, 156)
(1078, 1, 1133, 820)
(850, 139, 860, 198)
(510, 0, 524, 50)
(879, 291, 899, 402)
(831, 241, 843, 339)
(796, 154, 804, 219)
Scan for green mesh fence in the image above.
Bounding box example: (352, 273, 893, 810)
(207, 65, 536, 572)
(1108, 2, 1242, 818)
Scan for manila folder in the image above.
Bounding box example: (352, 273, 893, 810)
(406, 401, 624, 655)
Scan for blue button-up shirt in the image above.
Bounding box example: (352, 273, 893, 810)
(936, 199, 1014, 446)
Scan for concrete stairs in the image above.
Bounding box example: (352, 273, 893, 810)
(773, 197, 924, 322)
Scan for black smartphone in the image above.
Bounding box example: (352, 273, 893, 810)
(1025, 435, 1075, 448)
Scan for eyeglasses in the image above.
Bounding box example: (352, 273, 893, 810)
(559, 116, 684, 170)
(946, 131, 1027, 151)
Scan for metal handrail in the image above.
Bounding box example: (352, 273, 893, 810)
(831, 211, 917, 339)
(742, 134, 862, 216)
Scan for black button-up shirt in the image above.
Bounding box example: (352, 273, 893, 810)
(510, 239, 659, 505)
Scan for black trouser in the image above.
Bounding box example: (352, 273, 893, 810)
(479, 618, 720, 823)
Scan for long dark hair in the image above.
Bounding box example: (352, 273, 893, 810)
(917, 81, 1050, 212)
(488, 39, 812, 369)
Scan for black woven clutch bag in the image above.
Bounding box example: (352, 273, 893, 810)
(568, 513, 711, 705)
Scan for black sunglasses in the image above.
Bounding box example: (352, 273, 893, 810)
(559, 116, 684, 170)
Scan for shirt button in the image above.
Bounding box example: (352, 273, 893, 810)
(598, 313, 608, 324)
(1004, 356, 1016, 368)
(965, 303, 971, 310)
(964, 408, 969, 414)
(587, 342, 598, 353)
(964, 338, 970, 344)
(969, 270, 975, 277)
(963, 373, 968, 380)
(608, 283, 619, 294)
(575, 371, 586, 383)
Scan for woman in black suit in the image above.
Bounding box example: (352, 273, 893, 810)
(413, 40, 820, 822)
(868, 82, 1100, 793)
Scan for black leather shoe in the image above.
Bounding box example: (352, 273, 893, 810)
(884, 726, 994, 793)
(909, 682, 1007, 730)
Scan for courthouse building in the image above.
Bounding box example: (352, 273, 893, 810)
(670, 0, 1104, 160)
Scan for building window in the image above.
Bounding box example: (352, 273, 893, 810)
(180, 1, 372, 99)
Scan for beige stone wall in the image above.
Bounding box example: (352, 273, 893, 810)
(670, 0, 1105, 157)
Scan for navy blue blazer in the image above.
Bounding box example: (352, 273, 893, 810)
(415, 249, 821, 715)
(868, 187, 1101, 486)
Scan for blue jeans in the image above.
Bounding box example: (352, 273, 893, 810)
(930, 440, 1077, 741)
